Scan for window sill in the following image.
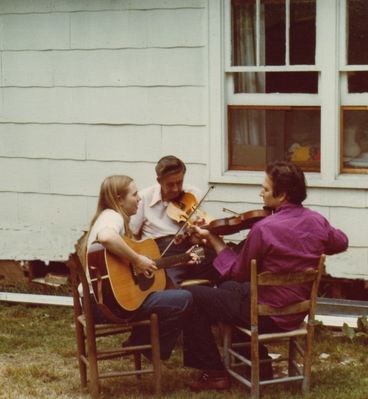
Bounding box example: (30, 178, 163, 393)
(209, 170, 368, 189)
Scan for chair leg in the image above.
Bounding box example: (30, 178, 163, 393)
(88, 361, 100, 399)
(85, 328, 100, 399)
(75, 322, 88, 388)
(302, 331, 313, 394)
(222, 325, 232, 369)
(70, 270, 88, 390)
(288, 337, 297, 376)
(302, 353, 311, 394)
(150, 313, 162, 395)
(250, 332, 260, 399)
(87, 347, 100, 399)
(134, 353, 142, 380)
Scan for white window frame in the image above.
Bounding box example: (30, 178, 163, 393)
(208, 0, 368, 189)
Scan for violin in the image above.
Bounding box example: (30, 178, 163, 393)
(202, 207, 272, 236)
(161, 187, 214, 256)
(166, 192, 213, 225)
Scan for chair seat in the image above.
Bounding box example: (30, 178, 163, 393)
(235, 321, 307, 341)
(77, 314, 152, 336)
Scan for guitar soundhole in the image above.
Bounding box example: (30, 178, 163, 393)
(136, 273, 155, 291)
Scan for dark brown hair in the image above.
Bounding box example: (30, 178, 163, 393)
(155, 155, 186, 179)
(266, 161, 307, 205)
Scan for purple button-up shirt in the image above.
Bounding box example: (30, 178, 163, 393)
(214, 203, 348, 330)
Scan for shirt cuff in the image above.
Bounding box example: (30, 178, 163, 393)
(213, 247, 238, 277)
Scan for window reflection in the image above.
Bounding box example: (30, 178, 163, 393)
(348, 0, 368, 65)
(348, 72, 368, 93)
(343, 110, 368, 170)
(290, 0, 316, 65)
(229, 107, 320, 171)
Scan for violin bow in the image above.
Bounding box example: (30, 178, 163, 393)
(222, 207, 240, 216)
(160, 185, 214, 257)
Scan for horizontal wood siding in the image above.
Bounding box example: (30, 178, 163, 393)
(0, 0, 208, 261)
(1, 87, 205, 124)
(0, 0, 366, 281)
(0, 1, 206, 14)
(0, 124, 207, 163)
(0, 9, 205, 50)
(0, 158, 206, 196)
(2, 48, 205, 86)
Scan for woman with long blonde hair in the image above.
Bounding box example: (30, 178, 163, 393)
(84, 175, 193, 361)
(86, 175, 155, 274)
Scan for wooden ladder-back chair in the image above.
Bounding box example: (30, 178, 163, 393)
(223, 255, 325, 399)
(68, 254, 162, 399)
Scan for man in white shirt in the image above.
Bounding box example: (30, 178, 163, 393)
(130, 155, 220, 287)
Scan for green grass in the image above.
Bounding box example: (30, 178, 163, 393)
(0, 302, 367, 399)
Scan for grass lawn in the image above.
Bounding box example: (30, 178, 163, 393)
(0, 302, 367, 399)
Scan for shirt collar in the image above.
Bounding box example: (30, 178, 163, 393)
(275, 202, 302, 213)
(149, 184, 164, 207)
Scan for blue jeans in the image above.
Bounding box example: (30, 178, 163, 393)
(91, 289, 193, 360)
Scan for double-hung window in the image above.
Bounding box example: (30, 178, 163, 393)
(209, 0, 368, 186)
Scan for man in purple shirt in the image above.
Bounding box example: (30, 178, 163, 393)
(183, 161, 348, 391)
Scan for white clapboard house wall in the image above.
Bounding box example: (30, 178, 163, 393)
(0, 0, 367, 284)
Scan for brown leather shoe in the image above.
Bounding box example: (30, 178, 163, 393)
(187, 370, 231, 391)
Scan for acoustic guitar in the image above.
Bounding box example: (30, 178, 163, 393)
(87, 236, 204, 314)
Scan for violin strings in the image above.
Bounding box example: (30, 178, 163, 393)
(160, 185, 214, 257)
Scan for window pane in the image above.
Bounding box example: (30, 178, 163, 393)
(228, 107, 320, 171)
(231, 0, 286, 66)
(348, 72, 368, 93)
(263, 0, 285, 66)
(233, 71, 318, 93)
(232, 0, 256, 66)
(232, 0, 316, 67)
(290, 0, 316, 65)
(347, 0, 368, 65)
(342, 110, 368, 170)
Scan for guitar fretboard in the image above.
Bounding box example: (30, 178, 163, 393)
(156, 253, 192, 269)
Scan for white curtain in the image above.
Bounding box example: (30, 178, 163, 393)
(233, 0, 266, 146)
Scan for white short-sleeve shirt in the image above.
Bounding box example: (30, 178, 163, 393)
(87, 209, 125, 250)
(129, 184, 201, 239)
(81, 209, 125, 296)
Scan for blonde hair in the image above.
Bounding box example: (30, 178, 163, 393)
(79, 175, 134, 267)
(92, 175, 134, 236)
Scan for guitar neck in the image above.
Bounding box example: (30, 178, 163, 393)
(156, 253, 192, 269)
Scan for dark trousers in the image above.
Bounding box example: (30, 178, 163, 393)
(182, 281, 283, 370)
(155, 235, 221, 287)
(91, 289, 193, 360)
